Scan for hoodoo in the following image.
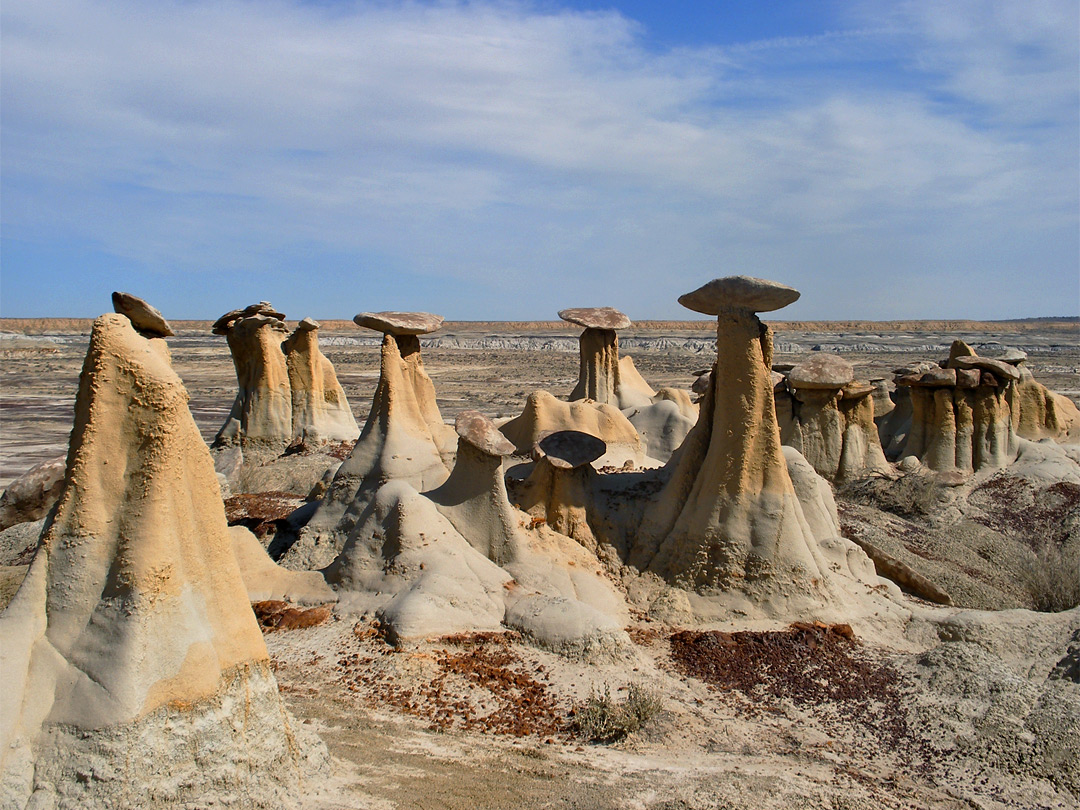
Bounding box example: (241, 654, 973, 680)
(283, 317, 359, 445)
(777, 354, 890, 482)
(560, 306, 633, 406)
(283, 311, 455, 568)
(0, 312, 324, 809)
(212, 302, 293, 454)
(629, 277, 878, 616)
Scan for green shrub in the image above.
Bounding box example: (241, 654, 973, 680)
(571, 683, 663, 743)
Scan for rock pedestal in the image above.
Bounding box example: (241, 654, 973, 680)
(631, 277, 876, 613)
(213, 310, 292, 453)
(0, 313, 324, 809)
(283, 318, 359, 444)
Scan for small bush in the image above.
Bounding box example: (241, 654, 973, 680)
(571, 683, 663, 744)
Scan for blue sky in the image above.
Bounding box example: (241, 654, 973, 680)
(1, 0, 1077, 320)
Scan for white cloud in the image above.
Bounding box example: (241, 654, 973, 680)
(1, 0, 1076, 318)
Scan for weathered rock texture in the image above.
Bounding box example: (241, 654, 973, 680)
(629, 277, 878, 617)
(1010, 366, 1080, 443)
(284, 322, 456, 569)
(500, 390, 643, 464)
(0, 313, 325, 809)
(778, 355, 890, 482)
(326, 412, 630, 658)
(560, 308, 631, 407)
(896, 360, 1017, 474)
(213, 310, 293, 452)
(283, 318, 359, 444)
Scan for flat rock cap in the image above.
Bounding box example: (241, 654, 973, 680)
(455, 410, 515, 457)
(788, 354, 854, 389)
(111, 292, 174, 337)
(897, 367, 956, 388)
(997, 347, 1027, 364)
(678, 276, 800, 315)
(296, 317, 320, 331)
(558, 307, 632, 330)
(536, 430, 606, 469)
(950, 356, 1021, 381)
(353, 311, 444, 335)
(212, 301, 284, 334)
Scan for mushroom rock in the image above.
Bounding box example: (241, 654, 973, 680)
(835, 383, 891, 482)
(499, 390, 645, 467)
(0, 314, 325, 808)
(425, 411, 521, 563)
(212, 307, 292, 454)
(111, 291, 174, 338)
(517, 431, 606, 552)
(783, 355, 851, 480)
(781, 357, 887, 482)
(628, 277, 877, 617)
(896, 359, 1017, 474)
(230, 525, 336, 605)
(282, 317, 359, 445)
(788, 354, 854, 390)
(283, 318, 454, 569)
(560, 307, 632, 406)
(212, 301, 285, 335)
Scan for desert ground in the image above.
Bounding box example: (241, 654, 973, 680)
(2, 317, 1076, 489)
(1, 315, 1078, 810)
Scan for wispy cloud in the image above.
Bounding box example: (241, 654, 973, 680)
(1, 0, 1076, 319)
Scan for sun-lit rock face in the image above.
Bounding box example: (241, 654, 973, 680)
(894, 358, 1018, 474)
(560, 307, 632, 406)
(282, 317, 456, 569)
(322, 411, 631, 659)
(0, 313, 325, 809)
(213, 307, 293, 453)
(500, 390, 644, 466)
(283, 317, 359, 445)
(777, 355, 890, 482)
(628, 277, 878, 617)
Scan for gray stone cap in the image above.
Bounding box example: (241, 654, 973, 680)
(353, 311, 444, 335)
(296, 317, 320, 331)
(557, 307, 632, 330)
(950, 355, 1021, 381)
(212, 302, 285, 334)
(771, 371, 787, 392)
(678, 276, 800, 315)
(455, 410, 515, 457)
(111, 292, 174, 337)
(997, 347, 1027, 364)
(535, 430, 607, 469)
(788, 354, 854, 389)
